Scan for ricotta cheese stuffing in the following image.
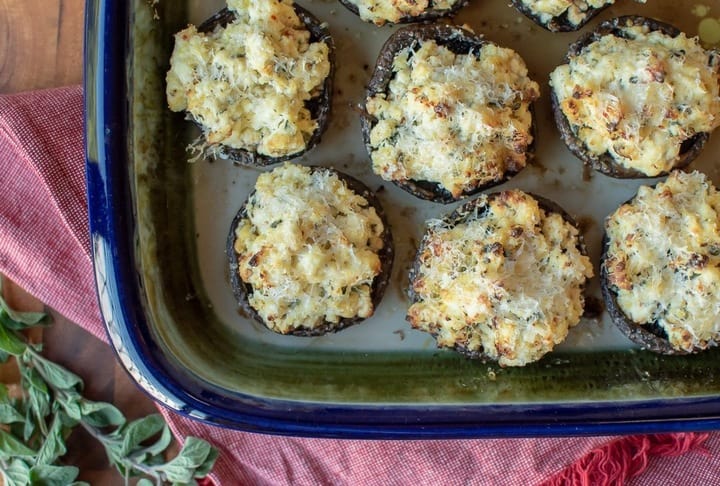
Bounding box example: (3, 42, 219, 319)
(366, 40, 540, 199)
(233, 163, 386, 334)
(520, 0, 618, 27)
(345, 0, 460, 25)
(166, 0, 331, 158)
(407, 190, 593, 367)
(604, 170, 720, 352)
(550, 23, 720, 176)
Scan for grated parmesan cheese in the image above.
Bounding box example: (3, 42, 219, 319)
(407, 190, 593, 367)
(550, 23, 720, 176)
(345, 0, 460, 25)
(520, 0, 617, 27)
(233, 163, 386, 334)
(366, 40, 540, 199)
(604, 171, 720, 352)
(166, 0, 330, 158)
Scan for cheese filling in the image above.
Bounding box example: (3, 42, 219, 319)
(520, 0, 616, 26)
(366, 40, 539, 199)
(345, 0, 460, 25)
(550, 24, 720, 176)
(604, 171, 720, 352)
(407, 190, 593, 367)
(166, 0, 331, 157)
(234, 163, 385, 333)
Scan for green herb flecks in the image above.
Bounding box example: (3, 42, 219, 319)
(0, 282, 218, 485)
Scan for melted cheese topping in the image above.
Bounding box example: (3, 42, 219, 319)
(233, 163, 385, 334)
(166, 0, 330, 157)
(407, 190, 593, 366)
(366, 40, 539, 199)
(346, 0, 459, 25)
(550, 24, 720, 176)
(604, 171, 720, 352)
(520, 0, 616, 27)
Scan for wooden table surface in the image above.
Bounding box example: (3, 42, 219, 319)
(1, 1, 160, 483)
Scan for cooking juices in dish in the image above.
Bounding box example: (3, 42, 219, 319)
(172, 2, 720, 364)
(338, 0, 469, 26)
(165, 0, 334, 166)
(362, 24, 540, 203)
(407, 190, 593, 367)
(550, 16, 720, 178)
(227, 163, 394, 336)
(602, 171, 720, 355)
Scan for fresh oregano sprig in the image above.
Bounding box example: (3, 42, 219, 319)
(0, 282, 218, 485)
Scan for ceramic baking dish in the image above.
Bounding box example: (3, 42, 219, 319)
(84, 0, 720, 436)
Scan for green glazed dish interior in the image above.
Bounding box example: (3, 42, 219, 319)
(130, 0, 720, 404)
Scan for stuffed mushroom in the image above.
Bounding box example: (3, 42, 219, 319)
(362, 24, 540, 203)
(550, 16, 720, 178)
(510, 0, 643, 32)
(407, 190, 594, 366)
(338, 0, 469, 26)
(601, 170, 720, 354)
(228, 163, 394, 336)
(166, 0, 334, 166)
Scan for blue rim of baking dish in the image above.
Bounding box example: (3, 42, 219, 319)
(83, 0, 720, 438)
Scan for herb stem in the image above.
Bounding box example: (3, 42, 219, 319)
(77, 420, 166, 483)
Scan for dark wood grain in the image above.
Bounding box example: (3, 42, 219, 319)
(0, 0, 83, 94)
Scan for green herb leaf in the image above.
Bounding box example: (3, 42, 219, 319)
(34, 356, 83, 391)
(28, 464, 79, 486)
(0, 280, 217, 483)
(135, 479, 154, 486)
(56, 391, 82, 422)
(35, 415, 68, 465)
(0, 429, 37, 458)
(0, 403, 25, 424)
(0, 284, 50, 327)
(79, 399, 125, 428)
(0, 309, 49, 331)
(3, 458, 31, 486)
(0, 322, 27, 355)
(119, 414, 165, 456)
(22, 407, 35, 443)
(137, 424, 172, 458)
(28, 383, 51, 429)
(158, 437, 218, 483)
(194, 445, 220, 478)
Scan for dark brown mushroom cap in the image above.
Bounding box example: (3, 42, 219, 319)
(361, 24, 535, 203)
(227, 166, 394, 336)
(510, 0, 608, 32)
(599, 234, 690, 355)
(551, 16, 711, 179)
(192, 5, 334, 167)
(599, 184, 719, 355)
(337, 0, 469, 25)
(407, 192, 589, 362)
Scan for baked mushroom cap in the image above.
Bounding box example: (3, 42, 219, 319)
(361, 24, 539, 203)
(600, 171, 720, 354)
(176, 4, 334, 167)
(337, 0, 469, 26)
(601, 235, 686, 355)
(510, 0, 611, 32)
(550, 16, 717, 178)
(227, 165, 394, 336)
(407, 190, 593, 366)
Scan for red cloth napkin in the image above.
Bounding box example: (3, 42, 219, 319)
(1, 85, 718, 485)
